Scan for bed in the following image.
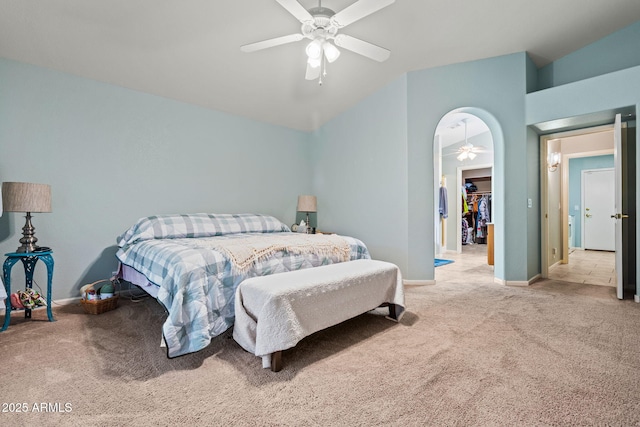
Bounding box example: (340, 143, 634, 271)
(115, 213, 371, 358)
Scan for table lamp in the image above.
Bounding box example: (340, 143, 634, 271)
(1, 182, 52, 253)
(296, 195, 317, 233)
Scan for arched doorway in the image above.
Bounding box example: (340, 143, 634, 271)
(433, 109, 500, 282)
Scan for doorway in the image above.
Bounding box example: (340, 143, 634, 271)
(434, 112, 494, 278)
(583, 168, 615, 251)
(540, 118, 636, 298)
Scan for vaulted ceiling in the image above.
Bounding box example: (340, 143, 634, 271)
(1, 1, 640, 131)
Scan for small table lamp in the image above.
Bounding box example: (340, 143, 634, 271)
(1, 182, 52, 253)
(297, 195, 317, 233)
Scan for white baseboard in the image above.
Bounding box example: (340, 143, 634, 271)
(55, 296, 82, 306)
(1, 289, 149, 316)
(635, 295, 640, 303)
(549, 260, 562, 269)
(0, 295, 81, 316)
(403, 279, 435, 286)
(494, 274, 541, 287)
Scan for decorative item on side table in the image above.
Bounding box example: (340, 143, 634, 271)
(80, 279, 119, 315)
(296, 195, 317, 234)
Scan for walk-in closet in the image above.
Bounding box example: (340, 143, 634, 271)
(461, 168, 491, 247)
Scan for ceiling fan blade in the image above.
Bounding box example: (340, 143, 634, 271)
(275, 0, 314, 24)
(330, 0, 395, 28)
(334, 34, 390, 62)
(241, 33, 304, 53)
(305, 62, 321, 80)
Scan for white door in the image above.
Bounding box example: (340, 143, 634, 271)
(613, 114, 624, 299)
(583, 169, 615, 251)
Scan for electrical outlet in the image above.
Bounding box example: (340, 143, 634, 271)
(552, 248, 557, 256)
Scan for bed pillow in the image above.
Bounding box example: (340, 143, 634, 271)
(117, 213, 291, 247)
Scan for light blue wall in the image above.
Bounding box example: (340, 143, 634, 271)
(310, 75, 409, 273)
(528, 65, 640, 126)
(537, 21, 640, 90)
(568, 155, 614, 247)
(0, 58, 312, 299)
(406, 53, 532, 282)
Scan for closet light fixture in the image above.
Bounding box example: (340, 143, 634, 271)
(548, 152, 561, 172)
(455, 119, 484, 162)
(456, 150, 477, 162)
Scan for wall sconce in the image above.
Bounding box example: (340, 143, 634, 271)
(548, 152, 561, 172)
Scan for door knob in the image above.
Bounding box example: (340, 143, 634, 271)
(611, 213, 630, 219)
(585, 208, 590, 211)
(586, 214, 592, 218)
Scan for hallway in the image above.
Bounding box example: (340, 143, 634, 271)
(549, 249, 615, 287)
(434, 245, 615, 288)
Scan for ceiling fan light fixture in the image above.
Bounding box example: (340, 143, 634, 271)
(307, 56, 321, 68)
(323, 42, 340, 63)
(457, 152, 467, 162)
(468, 152, 477, 160)
(306, 39, 323, 60)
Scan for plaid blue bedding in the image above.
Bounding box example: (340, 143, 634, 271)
(116, 214, 370, 358)
(117, 213, 290, 247)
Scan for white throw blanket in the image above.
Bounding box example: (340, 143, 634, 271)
(233, 259, 405, 368)
(197, 233, 351, 273)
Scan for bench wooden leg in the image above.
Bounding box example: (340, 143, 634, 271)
(271, 351, 282, 372)
(388, 304, 400, 320)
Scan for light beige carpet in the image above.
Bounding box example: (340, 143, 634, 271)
(1, 278, 640, 426)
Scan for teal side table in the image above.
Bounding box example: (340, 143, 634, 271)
(2, 251, 55, 332)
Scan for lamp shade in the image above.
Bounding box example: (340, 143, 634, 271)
(297, 195, 317, 213)
(323, 42, 340, 63)
(2, 182, 51, 213)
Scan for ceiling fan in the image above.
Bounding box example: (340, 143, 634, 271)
(240, 0, 395, 84)
(446, 120, 487, 161)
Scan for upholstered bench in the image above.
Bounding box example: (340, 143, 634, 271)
(233, 259, 405, 372)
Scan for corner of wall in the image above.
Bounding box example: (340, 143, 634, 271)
(525, 53, 540, 93)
